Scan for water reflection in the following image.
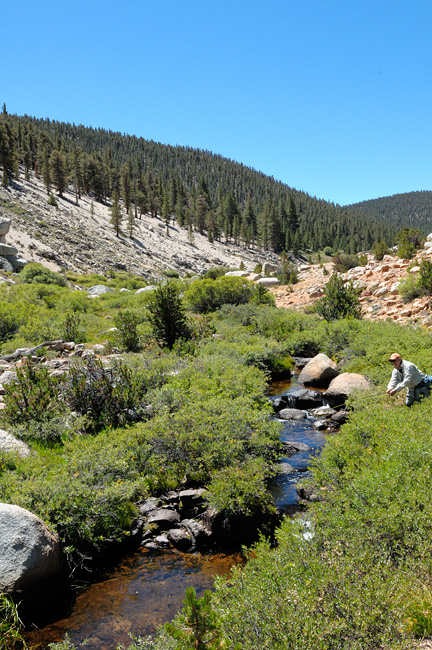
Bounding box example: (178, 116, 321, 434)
(27, 550, 242, 649)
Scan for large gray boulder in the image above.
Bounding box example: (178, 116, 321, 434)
(0, 504, 63, 611)
(256, 277, 280, 286)
(87, 285, 114, 296)
(298, 353, 339, 388)
(324, 372, 371, 407)
(224, 270, 249, 277)
(0, 430, 31, 458)
(278, 408, 307, 421)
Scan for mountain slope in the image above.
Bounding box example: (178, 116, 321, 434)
(0, 171, 278, 277)
(347, 191, 432, 234)
(1, 111, 397, 254)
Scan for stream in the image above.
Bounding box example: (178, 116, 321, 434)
(26, 375, 329, 649)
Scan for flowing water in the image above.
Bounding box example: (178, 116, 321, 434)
(26, 375, 328, 649)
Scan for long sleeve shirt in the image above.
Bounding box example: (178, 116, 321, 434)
(387, 360, 425, 394)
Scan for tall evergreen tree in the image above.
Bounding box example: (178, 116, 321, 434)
(110, 190, 123, 237)
(50, 149, 67, 197)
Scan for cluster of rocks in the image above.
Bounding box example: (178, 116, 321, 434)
(138, 488, 277, 553)
(272, 247, 432, 327)
(271, 353, 371, 431)
(139, 489, 212, 552)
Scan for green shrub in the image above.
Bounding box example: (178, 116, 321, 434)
(66, 359, 147, 431)
(418, 258, 432, 296)
(163, 269, 180, 278)
(314, 273, 361, 320)
(0, 309, 20, 342)
(47, 192, 57, 206)
(207, 457, 275, 517)
(332, 253, 362, 273)
(372, 240, 391, 261)
(147, 283, 191, 349)
(396, 227, 424, 260)
(19, 263, 67, 287)
(114, 309, 141, 352)
(3, 363, 63, 425)
(323, 246, 333, 257)
(185, 276, 271, 313)
(62, 312, 85, 343)
(398, 274, 422, 303)
(204, 266, 230, 280)
(276, 258, 298, 285)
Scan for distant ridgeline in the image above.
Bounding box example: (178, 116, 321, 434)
(0, 107, 396, 253)
(347, 191, 432, 235)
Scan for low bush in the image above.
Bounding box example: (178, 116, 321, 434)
(114, 309, 141, 352)
(314, 273, 361, 321)
(418, 258, 432, 296)
(398, 274, 422, 303)
(396, 226, 424, 260)
(206, 457, 275, 517)
(2, 363, 64, 426)
(185, 276, 273, 313)
(19, 263, 67, 287)
(332, 253, 364, 273)
(372, 240, 391, 261)
(203, 266, 230, 279)
(66, 359, 148, 431)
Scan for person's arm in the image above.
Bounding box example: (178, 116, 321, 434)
(387, 368, 402, 394)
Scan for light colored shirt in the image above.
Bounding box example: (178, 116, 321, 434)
(387, 360, 425, 394)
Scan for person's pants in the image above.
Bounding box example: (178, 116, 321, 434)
(406, 382, 430, 406)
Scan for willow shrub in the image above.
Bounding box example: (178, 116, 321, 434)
(184, 276, 274, 313)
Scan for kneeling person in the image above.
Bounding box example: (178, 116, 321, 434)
(387, 352, 431, 407)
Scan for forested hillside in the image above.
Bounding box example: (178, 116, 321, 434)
(0, 106, 396, 253)
(348, 190, 432, 234)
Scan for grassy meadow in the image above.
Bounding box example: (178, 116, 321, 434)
(1, 266, 432, 648)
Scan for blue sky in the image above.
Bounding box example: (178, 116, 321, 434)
(3, 0, 432, 205)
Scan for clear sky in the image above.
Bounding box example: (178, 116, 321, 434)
(3, 0, 432, 205)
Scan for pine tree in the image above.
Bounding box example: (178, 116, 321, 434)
(72, 141, 82, 204)
(162, 193, 171, 236)
(42, 143, 52, 194)
(0, 117, 17, 186)
(120, 164, 132, 215)
(110, 190, 123, 237)
(147, 283, 190, 349)
(127, 206, 135, 237)
(49, 149, 67, 197)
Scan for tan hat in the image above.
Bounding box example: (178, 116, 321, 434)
(388, 353, 402, 361)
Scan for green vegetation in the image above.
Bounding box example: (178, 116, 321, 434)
(349, 189, 432, 234)
(399, 257, 432, 303)
(0, 593, 25, 649)
(314, 272, 361, 320)
(372, 239, 391, 261)
(396, 226, 425, 259)
(3, 262, 432, 649)
(184, 276, 274, 313)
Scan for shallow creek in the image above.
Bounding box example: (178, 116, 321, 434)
(26, 375, 328, 649)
